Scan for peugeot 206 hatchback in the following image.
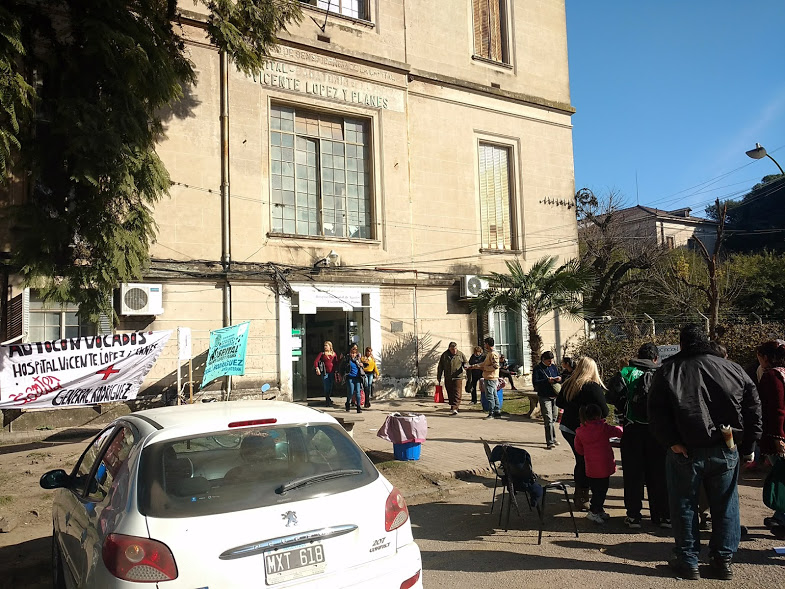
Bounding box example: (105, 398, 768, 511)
(41, 401, 423, 589)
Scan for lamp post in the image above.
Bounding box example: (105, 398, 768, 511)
(745, 143, 784, 174)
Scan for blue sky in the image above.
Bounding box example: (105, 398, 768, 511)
(566, 1, 785, 217)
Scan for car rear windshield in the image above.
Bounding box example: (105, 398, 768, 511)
(137, 423, 378, 518)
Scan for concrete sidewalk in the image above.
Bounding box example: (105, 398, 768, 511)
(324, 392, 578, 482)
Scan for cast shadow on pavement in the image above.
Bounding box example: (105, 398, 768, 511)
(418, 548, 670, 578)
(0, 428, 100, 456)
(0, 536, 50, 589)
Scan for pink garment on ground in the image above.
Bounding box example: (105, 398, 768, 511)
(377, 413, 428, 444)
(575, 419, 624, 478)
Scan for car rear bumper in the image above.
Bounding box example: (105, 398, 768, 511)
(334, 541, 422, 589)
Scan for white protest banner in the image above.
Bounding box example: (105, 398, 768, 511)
(0, 331, 172, 409)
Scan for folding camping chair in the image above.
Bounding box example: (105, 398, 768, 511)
(480, 438, 505, 514)
(496, 444, 579, 544)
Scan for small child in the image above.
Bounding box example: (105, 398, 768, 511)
(575, 403, 624, 524)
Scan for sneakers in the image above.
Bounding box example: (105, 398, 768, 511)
(450, 409, 459, 415)
(599, 510, 610, 521)
(624, 516, 642, 529)
(658, 518, 672, 529)
(586, 511, 605, 524)
(546, 443, 556, 450)
(483, 413, 495, 420)
(668, 558, 699, 580)
(707, 556, 733, 580)
(493, 412, 502, 419)
(764, 515, 785, 529)
(345, 402, 350, 412)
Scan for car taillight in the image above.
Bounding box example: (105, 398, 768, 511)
(102, 534, 178, 582)
(401, 570, 421, 589)
(385, 486, 409, 531)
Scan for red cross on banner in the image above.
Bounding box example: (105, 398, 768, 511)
(96, 365, 121, 380)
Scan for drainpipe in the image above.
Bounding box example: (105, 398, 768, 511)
(220, 49, 232, 400)
(413, 270, 419, 378)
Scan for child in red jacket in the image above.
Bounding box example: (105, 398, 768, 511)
(575, 403, 624, 524)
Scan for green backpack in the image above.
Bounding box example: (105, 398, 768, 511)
(763, 458, 785, 513)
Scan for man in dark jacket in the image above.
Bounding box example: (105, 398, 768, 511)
(607, 343, 669, 530)
(532, 351, 562, 449)
(649, 325, 762, 581)
(437, 342, 467, 415)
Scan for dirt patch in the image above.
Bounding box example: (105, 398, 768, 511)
(367, 449, 462, 505)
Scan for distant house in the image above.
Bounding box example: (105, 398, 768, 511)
(612, 205, 718, 252)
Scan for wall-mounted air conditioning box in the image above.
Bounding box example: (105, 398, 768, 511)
(119, 283, 164, 316)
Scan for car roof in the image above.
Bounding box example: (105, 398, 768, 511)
(126, 401, 338, 441)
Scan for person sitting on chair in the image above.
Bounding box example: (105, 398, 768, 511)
(499, 354, 518, 390)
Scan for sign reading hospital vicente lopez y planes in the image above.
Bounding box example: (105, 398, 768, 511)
(0, 331, 172, 409)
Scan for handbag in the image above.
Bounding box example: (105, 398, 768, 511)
(763, 457, 785, 512)
(434, 385, 444, 403)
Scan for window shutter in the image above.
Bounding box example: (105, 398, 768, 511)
(98, 312, 113, 335)
(478, 143, 512, 250)
(488, 0, 503, 62)
(472, 0, 489, 58)
(5, 293, 23, 341)
(22, 288, 29, 342)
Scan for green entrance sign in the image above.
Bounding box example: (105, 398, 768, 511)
(292, 349, 302, 357)
(291, 329, 302, 336)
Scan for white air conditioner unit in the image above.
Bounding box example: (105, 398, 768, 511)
(460, 275, 489, 298)
(120, 283, 164, 316)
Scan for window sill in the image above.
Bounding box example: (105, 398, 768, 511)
(471, 55, 513, 70)
(301, 5, 375, 30)
(479, 248, 522, 255)
(267, 232, 380, 245)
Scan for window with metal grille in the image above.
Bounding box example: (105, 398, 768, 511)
(302, 0, 367, 20)
(472, 0, 509, 63)
(478, 143, 513, 250)
(270, 105, 372, 239)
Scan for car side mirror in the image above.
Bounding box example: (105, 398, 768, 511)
(40, 469, 71, 490)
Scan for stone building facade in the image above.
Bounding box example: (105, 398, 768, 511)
(4, 1, 580, 402)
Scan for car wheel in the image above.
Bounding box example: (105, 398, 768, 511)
(52, 532, 66, 589)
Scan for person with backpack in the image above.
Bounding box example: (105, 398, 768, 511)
(606, 342, 670, 529)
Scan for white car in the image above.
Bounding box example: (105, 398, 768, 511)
(41, 401, 423, 589)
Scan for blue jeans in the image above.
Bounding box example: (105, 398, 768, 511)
(484, 379, 500, 414)
(665, 446, 740, 566)
(346, 376, 363, 407)
(364, 373, 375, 399)
(322, 372, 334, 400)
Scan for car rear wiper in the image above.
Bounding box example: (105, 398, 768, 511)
(276, 469, 362, 494)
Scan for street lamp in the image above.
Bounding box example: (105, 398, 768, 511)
(745, 143, 784, 174)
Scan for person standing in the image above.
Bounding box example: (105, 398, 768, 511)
(338, 344, 365, 414)
(466, 346, 485, 404)
(468, 337, 501, 419)
(755, 341, 785, 532)
(314, 341, 338, 406)
(561, 356, 576, 381)
(575, 404, 624, 524)
(533, 351, 562, 450)
(556, 357, 609, 511)
(437, 342, 468, 415)
(648, 325, 762, 581)
(361, 346, 380, 409)
(606, 343, 670, 529)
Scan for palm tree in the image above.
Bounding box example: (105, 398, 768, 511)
(470, 256, 592, 369)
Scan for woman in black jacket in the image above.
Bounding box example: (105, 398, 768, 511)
(556, 356, 609, 511)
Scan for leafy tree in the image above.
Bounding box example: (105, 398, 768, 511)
(0, 0, 301, 320)
(725, 251, 785, 320)
(724, 174, 785, 253)
(576, 187, 665, 316)
(470, 256, 592, 369)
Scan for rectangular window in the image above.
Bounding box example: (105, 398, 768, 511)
(28, 292, 96, 343)
(666, 236, 675, 250)
(492, 310, 519, 366)
(303, 0, 367, 21)
(478, 143, 513, 250)
(270, 105, 372, 239)
(472, 0, 509, 63)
